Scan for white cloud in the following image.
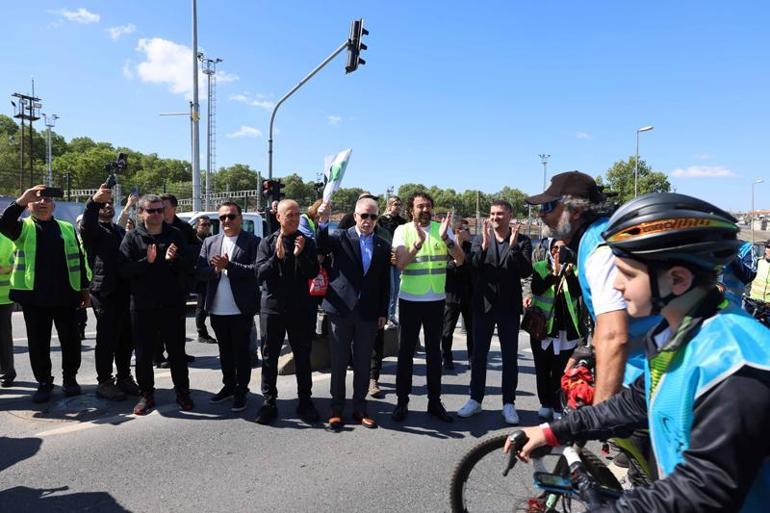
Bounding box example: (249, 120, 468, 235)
(122, 59, 134, 79)
(671, 165, 735, 178)
(107, 23, 136, 40)
(229, 92, 274, 111)
(227, 126, 262, 139)
(327, 115, 342, 126)
(133, 38, 238, 98)
(54, 8, 100, 24)
(694, 153, 713, 160)
(575, 131, 592, 140)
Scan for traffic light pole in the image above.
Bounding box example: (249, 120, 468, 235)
(267, 40, 349, 179)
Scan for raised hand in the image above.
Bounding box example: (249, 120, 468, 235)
(127, 193, 138, 208)
(481, 220, 491, 251)
(439, 211, 453, 240)
(147, 243, 157, 264)
(275, 233, 285, 260)
(211, 253, 229, 272)
(165, 243, 178, 261)
(294, 235, 306, 256)
(318, 202, 331, 222)
(93, 184, 112, 204)
(413, 220, 426, 252)
(509, 222, 520, 246)
(16, 185, 46, 206)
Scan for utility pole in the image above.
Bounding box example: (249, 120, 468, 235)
(43, 113, 58, 186)
(191, 0, 201, 211)
(11, 92, 41, 191)
(475, 190, 481, 234)
(199, 53, 222, 211)
(538, 153, 550, 239)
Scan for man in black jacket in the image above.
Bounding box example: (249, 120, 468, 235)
(316, 198, 390, 430)
(197, 202, 260, 412)
(457, 200, 532, 425)
(80, 185, 140, 401)
(193, 216, 217, 344)
(119, 194, 194, 415)
(441, 218, 474, 370)
(0, 185, 90, 403)
(256, 199, 320, 425)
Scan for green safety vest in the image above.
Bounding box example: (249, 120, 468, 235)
(400, 221, 449, 296)
(0, 234, 14, 305)
(10, 217, 85, 293)
(301, 214, 317, 234)
(531, 259, 582, 337)
(749, 259, 770, 304)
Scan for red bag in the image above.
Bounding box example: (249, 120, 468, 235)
(561, 365, 595, 409)
(308, 268, 329, 297)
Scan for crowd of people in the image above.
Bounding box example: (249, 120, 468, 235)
(0, 169, 769, 511)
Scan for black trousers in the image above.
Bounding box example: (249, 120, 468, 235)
(90, 292, 133, 383)
(195, 289, 209, 335)
(395, 299, 445, 404)
(470, 309, 520, 405)
(22, 304, 81, 384)
(0, 303, 14, 377)
(370, 327, 385, 380)
(441, 300, 474, 363)
(131, 306, 189, 395)
(529, 338, 574, 410)
(210, 314, 252, 391)
(260, 309, 314, 405)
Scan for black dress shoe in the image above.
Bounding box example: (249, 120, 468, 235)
(32, 381, 54, 403)
(427, 401, 454, 423)
(155, 359, 170, 369)
(197, 334, 217, 344)
(1, 370, 16, 388)
(391, 402, 408, 422)
(443, 360, 455, 370)
(256, 404, 278, 425)
(185, 354, 196, 363)
(297, 400, 320, 423)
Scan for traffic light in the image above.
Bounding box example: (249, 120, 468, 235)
(261, 179, 285, 203)
(345, 19, 368, 74)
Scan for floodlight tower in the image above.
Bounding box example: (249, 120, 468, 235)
(43, 113, 59, 186)
(199, 53, 222, 211)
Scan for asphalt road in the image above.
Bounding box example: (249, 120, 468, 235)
(0, 309, 566, 513)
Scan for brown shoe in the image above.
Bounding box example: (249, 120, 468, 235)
(352, 411, 377, 429)
(133, 395, 155, 416)
(328, 415, 344, 431)
(368, 379, 384, 399)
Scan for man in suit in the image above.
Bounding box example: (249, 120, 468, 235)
(197, 202, 260, 413)
(457, 200, 532, 425)
(441, 218, 474, 370)
(256, 199, 320, 425)
(316, 198, 391, 430)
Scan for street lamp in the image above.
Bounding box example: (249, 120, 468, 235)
(752, 178, 764, 243)
(538, 153, 550, 239)
(634, 125, 654, 198)
(42, 113, 59, 186)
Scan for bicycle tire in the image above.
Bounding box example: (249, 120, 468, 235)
(578, 448, 623, 491)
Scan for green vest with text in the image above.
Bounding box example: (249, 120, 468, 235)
(10, 217, 83, 293)
(531, 259, 582, 337)
(400, 221, 448, 296)
(749, 259, 770, 304)
(0, 234, 14, 305)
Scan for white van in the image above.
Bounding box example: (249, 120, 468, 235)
(177, 211, 265, 238)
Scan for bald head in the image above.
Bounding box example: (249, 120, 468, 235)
(276, 199, 300, 234)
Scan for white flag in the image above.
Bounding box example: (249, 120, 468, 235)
(322, 149, 352, 203)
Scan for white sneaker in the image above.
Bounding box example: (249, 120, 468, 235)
(537, 406, 554, 419)
(457, 399, 482, 418)
(502, 404, 520, 425)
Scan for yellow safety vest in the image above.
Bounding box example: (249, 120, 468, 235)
(10, 217, 84, 293)
(749, 259, 770, 304)
(400, 221, 449, 296)
(0, 234, 14, 305)
(531, 259, 582, 337)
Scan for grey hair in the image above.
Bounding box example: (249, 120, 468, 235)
(561, 195, 610, 216)
(138, 194, 163, 210)
(355, 197, 379, 213)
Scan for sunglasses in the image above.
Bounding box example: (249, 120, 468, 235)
(219, 214, 238, 221)
(143, 207, 164, 214)
(540, 200, 559, 214)
(356, 213, 379, 221)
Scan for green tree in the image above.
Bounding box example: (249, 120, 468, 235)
(280, 173, 317, 206)
(599, 157, 671, 204)
(331, 187, 365, 213)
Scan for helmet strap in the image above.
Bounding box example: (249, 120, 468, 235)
(647, 263, 697, 315)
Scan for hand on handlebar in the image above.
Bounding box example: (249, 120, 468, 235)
(503, 427, 549, 463)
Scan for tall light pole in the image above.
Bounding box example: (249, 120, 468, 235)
(43, 113, 58, 186)
(634, 125, 654, 198)
(752, 179, 764, 243)
(199, 53, 222, 211)
(538, 153, 550, 239)
(190, 0, 201, 211)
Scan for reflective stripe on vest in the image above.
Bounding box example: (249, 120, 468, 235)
(531, 259, 582, 337)
(10, 217, 82, 293)
(749, 259, 770, 303)
(400, 221, 448, 296)
(0, 234, 14, 305)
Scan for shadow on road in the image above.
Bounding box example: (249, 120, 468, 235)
(0, 486, 132, 512)
(0, 436, 41, 473)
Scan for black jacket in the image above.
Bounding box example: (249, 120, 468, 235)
(445, 240, 473, 305)
(256, 231, 319, 314)
(118, 221, 193, 310)
(80, 199, 127, 298)
(378, 213, 407, 240)
(471, 232, 532, 314)
(317, 225, 391, 321)
(0, 201, 88, 307)
(197, 231, 261, 317)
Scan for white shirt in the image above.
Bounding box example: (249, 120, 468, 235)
(584, 245, 627, 316)
(392, 223, 456, 302)
(210, 234, 241, 316)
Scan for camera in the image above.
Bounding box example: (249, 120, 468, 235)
(104, 152, 128, 189)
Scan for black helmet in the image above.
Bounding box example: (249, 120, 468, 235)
(602, 192, 740, 270)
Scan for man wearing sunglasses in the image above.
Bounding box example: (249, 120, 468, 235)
(316, 198, 391, 430)
(119, 194, 195, 415)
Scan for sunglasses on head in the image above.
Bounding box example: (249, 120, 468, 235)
(143, 207, 164, 214)
(540, 200, 559, 214)
(219, 213, 238, 221)
(357, 213, 379, 221)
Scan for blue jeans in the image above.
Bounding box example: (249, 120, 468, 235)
(389, 266, 401, 320)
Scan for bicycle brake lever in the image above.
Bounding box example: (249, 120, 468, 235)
(503, 430, 528, 477)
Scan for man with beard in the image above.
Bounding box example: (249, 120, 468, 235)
(390, 191, 466, 423)
(81, 185, 140, 400)
(456, 201, 532, 425)
(525, 171, 658, 404)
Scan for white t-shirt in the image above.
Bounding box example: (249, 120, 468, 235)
(584, 245, 626, 316)
(392, 223, 456, 302)
(210, 235, 241, 316)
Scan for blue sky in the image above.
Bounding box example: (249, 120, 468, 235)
(2, 1, 768, 211)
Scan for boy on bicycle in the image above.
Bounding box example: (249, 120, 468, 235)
(508, 193, 770, 512)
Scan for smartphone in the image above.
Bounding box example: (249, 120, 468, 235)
(105, 174, 117, 189)
(533, 472, 572, 492)
(40, 187, 64, 198)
